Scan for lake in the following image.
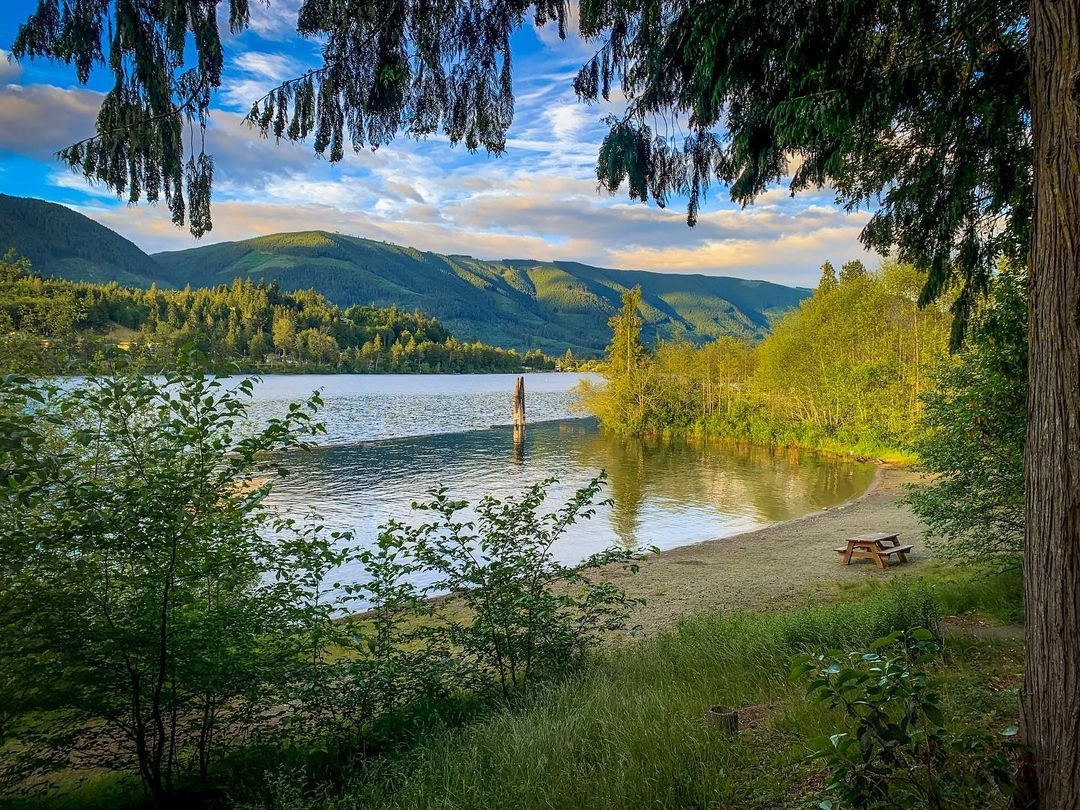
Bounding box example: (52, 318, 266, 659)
(246, 373, 876, 589)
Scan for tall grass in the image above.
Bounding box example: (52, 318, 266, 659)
(243, 581, 942, 810)
(925, 565, 1024, 625)
(836, 563, 1024, 626)
(12, 571, 1020, 810)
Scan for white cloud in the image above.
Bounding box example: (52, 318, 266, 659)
(219, 49, 308, 111)
(0, 50, 23, 84)
(244, 0, 304, 40)
(48, 171, 122, 199)
(0, 70, 878, 287)
(78, 177, 876, 287)
(233, 51, 305, 79)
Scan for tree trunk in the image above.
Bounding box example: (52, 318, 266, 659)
(1021, 1, 1080, 806)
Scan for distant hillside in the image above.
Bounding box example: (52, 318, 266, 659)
(0, 259, 548, 376)
(152, 232, 810, 354)
(0, 196, 811, 354)
(0, 194, 162, 287)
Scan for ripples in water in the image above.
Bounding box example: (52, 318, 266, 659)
(247, 373, 876, 594)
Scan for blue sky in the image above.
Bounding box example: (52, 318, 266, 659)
(0, 1, 877, 286)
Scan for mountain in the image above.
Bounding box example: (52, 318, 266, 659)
(152, 232, 811, 354)
(0, 195, 812, 354)
(0, 194, 162, 287)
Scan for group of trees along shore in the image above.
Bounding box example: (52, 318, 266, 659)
(0, 253, 555, 374)
(10, 0, 1080, 804)
(585, 258, 1027, 569)
(581, 261, 955, 459)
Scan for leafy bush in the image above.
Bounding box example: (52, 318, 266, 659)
(0, 359, 335, 802)
(390, 475, 648, 697)
(1, 364, 646, 805)
(236, 578, 963, 810)
(794, 628, 1016, 809)
(907, 267, 1026, 565)
(582, 263, 953, 459)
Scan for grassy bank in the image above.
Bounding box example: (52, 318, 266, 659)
(7, 568, 1022, 810)
(248, 570, 1021, 810)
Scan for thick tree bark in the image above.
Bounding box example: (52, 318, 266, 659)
(1022, 1, 1080, 806)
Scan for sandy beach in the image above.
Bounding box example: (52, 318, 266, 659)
(600, 465, 932, 634)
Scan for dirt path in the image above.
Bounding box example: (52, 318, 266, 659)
(598, 465, 933, 634)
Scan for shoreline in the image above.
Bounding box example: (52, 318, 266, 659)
(598, 464, 930, 634)
(343, 465, 927, 633)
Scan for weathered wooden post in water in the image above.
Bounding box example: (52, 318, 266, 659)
(512, 376, 525, 463)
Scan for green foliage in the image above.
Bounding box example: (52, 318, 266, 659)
(578, 0, 1029, 343)
(0, 195, 161, 287)
(12, 0, 244, 236)
(150, 232, 809, 354)
(270, 517, 444, 755)
(237, 581, 992, 810)
(394, 475, 648, 697)
(795, 629, 1016, 809)
(0, 368, 644, 804)
(577, 287, 655, 431)
(906, 268, 1027, 564)
(583, 262, 953, 457)
(0, 194, 810, 355)
(922, 565, 1024, 626)
(818, 262, 838, 294)
(0, 359, 332, 801)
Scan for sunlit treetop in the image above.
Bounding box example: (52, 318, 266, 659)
(12, 0, 1030, 340)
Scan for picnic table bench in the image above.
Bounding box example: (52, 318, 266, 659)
(835, 532, 913, 569)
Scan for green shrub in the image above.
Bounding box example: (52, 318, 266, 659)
(391, 474, 649, 697)
(240, 582, 946, 810)
(795, 628, 1016, 809)
(0, 360, 335, 802)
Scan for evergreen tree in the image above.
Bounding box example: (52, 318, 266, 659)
(908, 266, 1027, 564)
(607, 287, 645, 382)
(272, 311, 296, 358)
(581, 286, 655, 432)
(0, 259, 553, 374)
(247, 330, 272, 360)
(817, 261, 838, 293)
(839, 260, 868, 284)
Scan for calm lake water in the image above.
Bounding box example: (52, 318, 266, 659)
(245, 374, 876, 590)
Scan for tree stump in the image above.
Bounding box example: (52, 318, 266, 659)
(512, 376, 526, 427)
(706, 705, 738, 733)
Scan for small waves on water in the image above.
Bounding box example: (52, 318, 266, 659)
(236, 372, 595, 445)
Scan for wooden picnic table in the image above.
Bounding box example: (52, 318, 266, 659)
(835, 532, 913, 569)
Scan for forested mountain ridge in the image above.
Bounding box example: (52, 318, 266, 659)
(152, 231, 810, 353)
(0, 254, 552, 375)
(0, 195, 811, 354)
(0, 194, 162, 287)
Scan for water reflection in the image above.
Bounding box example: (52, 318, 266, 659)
(267, 418, 875, 588)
